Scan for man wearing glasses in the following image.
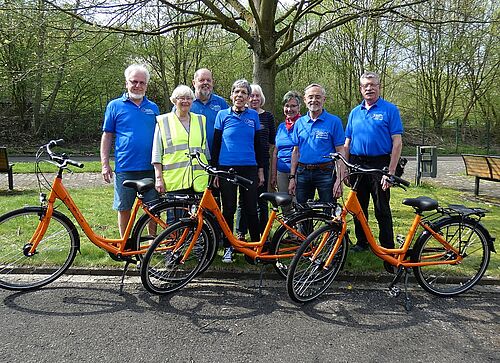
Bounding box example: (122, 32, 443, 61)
(344, 71, 404, 253)
(100, 64, 160, 237)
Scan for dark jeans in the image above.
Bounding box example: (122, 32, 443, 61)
(219, 165, 260, 246)
(295, 165, 335, 204)
(350, 154, 394, 249)
(236, 162, 269, 236)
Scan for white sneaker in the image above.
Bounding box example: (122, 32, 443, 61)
(222, 247, 233, 263)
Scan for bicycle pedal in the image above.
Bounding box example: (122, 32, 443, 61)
(388, 286, 401, 297)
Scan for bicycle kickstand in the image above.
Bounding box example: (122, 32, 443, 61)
(257, 265, 265, 297)
(402, 268, 413, 312)
(119, 261, 131, 295)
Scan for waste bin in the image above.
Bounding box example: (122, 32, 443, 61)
(416, 146, 437, 185)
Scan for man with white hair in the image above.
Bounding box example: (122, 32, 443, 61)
(100, 64, 160, 237)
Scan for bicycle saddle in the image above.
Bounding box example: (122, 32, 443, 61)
(402, 196, 438, 211)
(122, 178, 155, 193)
(259, 192, 293, 208)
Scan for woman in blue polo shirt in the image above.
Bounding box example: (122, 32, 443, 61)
(270, 90, 302, 195)
(211, 79, 264, 263)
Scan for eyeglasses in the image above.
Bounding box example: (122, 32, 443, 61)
(360, 83, 379, 89)
(127, 80, 147, 87)
(176, 96, 193, 101)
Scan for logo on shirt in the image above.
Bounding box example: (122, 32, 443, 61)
(243, 118, 255, 128)
(371, 113, 384, 121)
(314, 130, 329, 139)
(141, 108, 156, 115)
(210, 105, 222, 112)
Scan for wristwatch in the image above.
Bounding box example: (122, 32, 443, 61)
(288, 174, 296, 180)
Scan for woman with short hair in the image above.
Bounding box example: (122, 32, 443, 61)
(211, 79, 265, 263)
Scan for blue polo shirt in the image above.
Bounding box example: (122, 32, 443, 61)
(291, 110, 345, 164)
(275, 122, 296, 173)
(346, 97, 403, 156)
(102, 93, 159, 172)
(214, 107, 261, 166)
(190, 93, 229, 152)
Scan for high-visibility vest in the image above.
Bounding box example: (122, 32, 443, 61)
(156, 112, 209, 192)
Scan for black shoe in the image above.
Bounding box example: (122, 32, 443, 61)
(351, 244, 368, 252)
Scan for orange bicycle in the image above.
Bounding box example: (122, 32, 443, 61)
(0, 140, 209, 292)
(140, 152, 334, 295)
(286, 153, 495, 310)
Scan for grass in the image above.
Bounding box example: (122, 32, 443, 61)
(0, 182, 498, 277)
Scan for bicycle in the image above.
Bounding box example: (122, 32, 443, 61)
(0, 140, 210, 292)
(286, 152, 495, 310)
(140, 151, 335, 295)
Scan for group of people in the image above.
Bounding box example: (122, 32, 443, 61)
(101, 64, 403, 266)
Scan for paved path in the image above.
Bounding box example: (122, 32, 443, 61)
(2, 156, 499, 201)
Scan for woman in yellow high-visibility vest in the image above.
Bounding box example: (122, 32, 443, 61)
(151, 85, 210, 194)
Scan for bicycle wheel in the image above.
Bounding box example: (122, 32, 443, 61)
(287, 223, 347, 303)
(0, 207, 79, 290)
(412, 216, 491, 297)
(140, 220, 211, 295)
(133, 202, 217, 275)
(270, 211, 331, 278)
(132, 200, 191, 256)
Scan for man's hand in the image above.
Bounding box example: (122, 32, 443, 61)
(101, 162, 113, 183)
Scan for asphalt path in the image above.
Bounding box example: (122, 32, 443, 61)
(0, 277, 498, 362)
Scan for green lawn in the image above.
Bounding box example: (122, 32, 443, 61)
(0, 182, 498, 277)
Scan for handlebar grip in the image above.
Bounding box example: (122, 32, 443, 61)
(49, 139, 65, 147)
(234, 175, 253, 188)
(68, 160, 84, 169)
(391, 174, 410, 187)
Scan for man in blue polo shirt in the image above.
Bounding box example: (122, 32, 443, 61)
(190, 68, 229, 153)
(288, 83, 345, 204)
(345, 71, 403, 253)
(100, 64, 159, 237)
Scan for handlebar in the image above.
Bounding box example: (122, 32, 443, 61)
(188, 151, 253, 189)
(326, 152, 410, 188)
(39, 139, 85, 169)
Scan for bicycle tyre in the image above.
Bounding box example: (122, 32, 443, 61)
(287, 223, 347, 303)
(270, 210, 331, 279)
(132, 201, 217, 275)
(0, 207, 79, 290)
(412, 216, 491, 297)
(140, 220, 210, 295)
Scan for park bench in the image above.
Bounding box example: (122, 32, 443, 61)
(461, 154, 500, 196)
(0, 147, 14, 190)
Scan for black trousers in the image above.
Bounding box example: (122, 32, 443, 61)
(349, 154, 394, 249)
(218, 165, 260, 246)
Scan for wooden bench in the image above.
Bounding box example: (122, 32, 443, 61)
(0, 147, 14, 190)
(462, 154, 500, 196)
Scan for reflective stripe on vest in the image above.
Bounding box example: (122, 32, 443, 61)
(156, 112, 209, 192)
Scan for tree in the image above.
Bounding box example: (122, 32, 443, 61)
(42, 0, 435, 111)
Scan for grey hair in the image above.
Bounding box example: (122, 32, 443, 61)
(169, 85, 195, 104)
(304, 83, 326, 96)
(231, 79, 252, 96)
(250, 84, 266, 107)
(360, 71, 380, 85)
(124, 64, 150, 83)
(282, 90, 302, 107)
